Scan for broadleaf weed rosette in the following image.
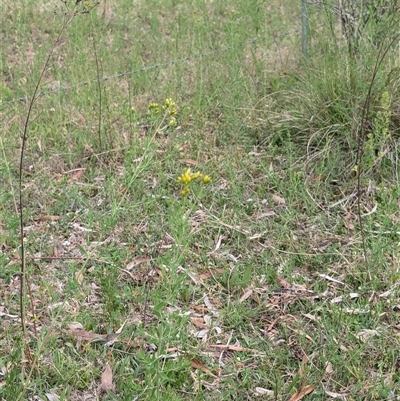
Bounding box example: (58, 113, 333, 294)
(177, 167, 211, 197)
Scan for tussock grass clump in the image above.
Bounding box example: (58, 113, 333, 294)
(254, 26, 400, 185)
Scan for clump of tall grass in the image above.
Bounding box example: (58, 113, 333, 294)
(253, 10, 400, 182)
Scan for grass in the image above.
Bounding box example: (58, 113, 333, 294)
(1, 0, 400, 400)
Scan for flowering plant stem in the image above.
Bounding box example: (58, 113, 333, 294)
(16, 2, 97, 395)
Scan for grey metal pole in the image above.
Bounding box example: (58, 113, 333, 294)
(301, 0, 308, 57)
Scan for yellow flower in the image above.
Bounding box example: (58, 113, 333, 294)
(191, 171, 201, 180)
(178, 168, 192, 184)
(177, 167, 211, 197)
(83, 1, 93, 9)
(169, 117, 177, 127)
(181, 187, 190, 197)
(162, 98, 178, 116)
(202, 175, 211, 184)
(149, 102, 160, 114)
(163, 98, 176, 108)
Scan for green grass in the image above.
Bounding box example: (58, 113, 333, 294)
(1, 0, 400, 400)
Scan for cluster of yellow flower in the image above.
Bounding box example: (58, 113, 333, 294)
(149, 98, 178, 128)
(163, 98, 177, 115)
(148, 102, 160, 114)
(177, 168, 211, 197)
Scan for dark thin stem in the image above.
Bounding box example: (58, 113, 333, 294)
(18, 13, 74, 368)
(355, 11, 400, 277)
